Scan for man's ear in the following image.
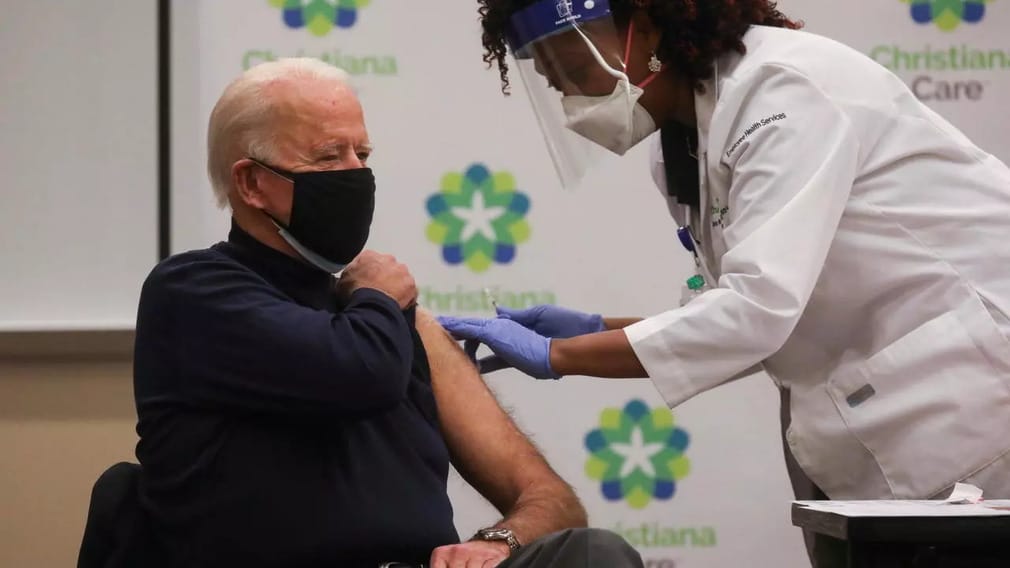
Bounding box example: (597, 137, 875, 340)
(232, 158, 268, 210)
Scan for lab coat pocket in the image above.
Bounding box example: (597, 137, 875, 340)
(827, 310, 1010, 499)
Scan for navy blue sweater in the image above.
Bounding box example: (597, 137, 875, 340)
(133, 224, 459, 567)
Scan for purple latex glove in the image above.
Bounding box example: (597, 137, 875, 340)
(496, 304, 605, 339)
(437, 316, 560, 380)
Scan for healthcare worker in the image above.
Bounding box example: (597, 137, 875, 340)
(440, 0, 1010, 558)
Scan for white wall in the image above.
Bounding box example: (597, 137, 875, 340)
(0, 0, 158, 331)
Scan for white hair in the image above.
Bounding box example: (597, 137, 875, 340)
(206, 58, 352, 208)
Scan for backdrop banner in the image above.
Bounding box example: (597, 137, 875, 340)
(173, 2, 1010, 566)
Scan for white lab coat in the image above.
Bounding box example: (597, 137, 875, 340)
(625, 26, 1010, 500)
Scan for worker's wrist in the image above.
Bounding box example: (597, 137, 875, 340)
(549, 337, 572, 377)
(603, 317, 644, 331)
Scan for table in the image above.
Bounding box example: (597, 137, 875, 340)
(791, 500, 1010, 567)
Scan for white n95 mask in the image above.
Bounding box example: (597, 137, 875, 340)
(561, 80, 657, 155)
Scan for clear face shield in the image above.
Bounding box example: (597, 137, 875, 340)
(506, 0, 661, 188)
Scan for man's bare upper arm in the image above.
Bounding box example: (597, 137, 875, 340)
(415, 309, 564, 513)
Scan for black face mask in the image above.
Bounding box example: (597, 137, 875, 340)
(251, 159, 376, 270)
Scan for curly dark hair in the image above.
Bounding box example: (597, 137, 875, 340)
(479, 0, 801, 93)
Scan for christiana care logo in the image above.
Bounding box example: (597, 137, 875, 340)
(586, 400, 718, 558)
(270, 0, 371, 35)
(870, 0, 1008, 101)
(426, 163, 531, 274)
(420, 163, 554, 314)
(244, 1, 397, 76)
(904, 0, 988, 30)
(584, 399, 690, 509)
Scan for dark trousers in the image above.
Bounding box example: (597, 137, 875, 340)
(780, 388, 848, 568)
(499, 528, 645, 568)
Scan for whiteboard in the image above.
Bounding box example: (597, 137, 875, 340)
(0, 0, 159, 331)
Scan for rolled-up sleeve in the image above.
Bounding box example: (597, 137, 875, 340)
(626, 64, 859, 407)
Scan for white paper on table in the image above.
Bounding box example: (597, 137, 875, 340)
(944, 482, 984, 504)
(794, 500, 1010, 517)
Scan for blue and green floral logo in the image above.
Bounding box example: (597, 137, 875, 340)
(425, 163, 531, 274)
(269, 0, 371, 36)
(904, 0, 988, 31)
(585, 399, 691, 509)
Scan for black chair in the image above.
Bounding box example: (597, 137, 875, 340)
(78, 462, 162, 568)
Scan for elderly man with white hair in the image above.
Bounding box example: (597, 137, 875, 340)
(131, 58, 643, 568)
